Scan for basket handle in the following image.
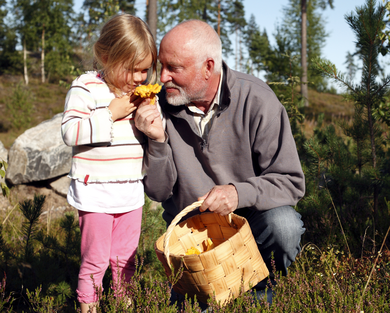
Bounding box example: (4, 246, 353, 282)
(163, 200, 232, 267)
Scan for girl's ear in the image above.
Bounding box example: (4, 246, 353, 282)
(102, 55, 108, 65)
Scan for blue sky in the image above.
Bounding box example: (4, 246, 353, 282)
(241, 0, 369, 89)
(242, 1, 368, 62)
(75, 0, 382, 90)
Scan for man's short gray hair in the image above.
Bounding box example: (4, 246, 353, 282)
(174, 20, 222, 73)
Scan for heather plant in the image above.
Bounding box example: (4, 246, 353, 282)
(1, 189, 390, 312)
(0, 275, 14, 313)
(266, 243, 390, 312)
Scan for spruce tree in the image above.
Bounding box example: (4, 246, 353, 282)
(281, 0, 331, 93)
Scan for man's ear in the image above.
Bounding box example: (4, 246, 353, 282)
(204, 58, 215, 80)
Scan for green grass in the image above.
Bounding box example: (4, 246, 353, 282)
(0, 76, 68, 149)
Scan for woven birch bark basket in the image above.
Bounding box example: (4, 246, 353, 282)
(154, 200, 269, 304)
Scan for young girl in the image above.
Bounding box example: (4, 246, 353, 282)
(61, 14, 157, 313)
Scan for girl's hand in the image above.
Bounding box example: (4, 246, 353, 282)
(108, 94, 144, 121)
(134, 102, 165, 142)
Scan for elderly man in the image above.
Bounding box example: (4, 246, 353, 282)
(135, 19, 305, 306)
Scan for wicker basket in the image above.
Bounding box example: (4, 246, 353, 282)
(154, 200, 269, 304)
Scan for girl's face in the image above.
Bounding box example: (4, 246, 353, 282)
(114, 54, 153, 94)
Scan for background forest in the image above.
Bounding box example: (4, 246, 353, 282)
(1, 0, 390, 312)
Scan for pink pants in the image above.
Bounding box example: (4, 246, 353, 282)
(76, 208, 142, 303)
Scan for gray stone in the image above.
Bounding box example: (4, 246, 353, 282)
(50, 175, 71, 197)
(6, 113, 72, 185)
(0, 141, 7, 163)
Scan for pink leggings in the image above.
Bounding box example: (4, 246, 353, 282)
(76, 208, 142, 303)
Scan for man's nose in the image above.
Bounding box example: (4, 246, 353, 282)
(160, 67, 171, 83)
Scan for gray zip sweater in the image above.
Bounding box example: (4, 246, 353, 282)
(143, 62, 305, 225)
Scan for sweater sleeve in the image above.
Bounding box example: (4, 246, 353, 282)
(233, 106, 305, 210)
(143, 136, 177, 202)
(61, 79, 113, 146)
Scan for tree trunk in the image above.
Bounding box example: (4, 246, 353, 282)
(301, 0, 309, 107)
(23, 40, 29, 86)
(217, 0, 221, 36)
(41, 25, 45, 83)
(147, 0, 157, 40)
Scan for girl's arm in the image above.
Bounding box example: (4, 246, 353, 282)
(61, 79, 114, 146)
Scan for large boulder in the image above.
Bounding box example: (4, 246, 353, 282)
(6, 113, 72, 185)
(0, 141, 7, 162)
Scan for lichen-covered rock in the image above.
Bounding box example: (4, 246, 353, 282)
(6, 113, 71, 185)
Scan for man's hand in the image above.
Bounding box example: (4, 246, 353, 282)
(198, 184, 238, 216)
(134, 101, 165, 142)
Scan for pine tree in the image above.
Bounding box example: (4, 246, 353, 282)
(0, 0, 20, 74)
(344, 51, 358, 82)
(13, 0, 36, 84)
(310, 0, 390, 252)
(281, 0, 332, 96)
(300, 0, 333, 106)
(82, 0, 136, 40)
(157, 0, 234, 57)
(243, 14, 270, 77)
(226, 0, 246, 71)
(29, 0, 75, 83)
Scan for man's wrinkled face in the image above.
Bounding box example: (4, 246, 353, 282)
(158, 37, 207, 106)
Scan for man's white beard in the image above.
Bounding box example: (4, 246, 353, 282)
(165, 83, 191, 106)
(164, 81, 204, 106)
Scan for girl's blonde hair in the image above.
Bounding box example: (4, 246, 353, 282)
(93, 14, 157, 96)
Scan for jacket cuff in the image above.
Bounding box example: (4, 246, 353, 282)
(231, 181, 258, 209)
(147, 132, 169, 158)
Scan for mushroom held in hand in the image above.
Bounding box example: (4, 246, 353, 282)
(134, 83, 162, 105)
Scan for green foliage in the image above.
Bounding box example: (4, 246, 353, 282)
(273, 0, 330, 90)
(20, 194, 46, 261)
(1, 191, 390, 311)
(0, 275, 14, 313)
(307, 0, 390, 254)
(5, 82, 34, 130)
(268, 244, 390, 312)
(157, 0, 234, 56)
(374, 94, 390, 125)
(243, 14, 271, 77)
(0, 160, 9, 198)
(137, 195, 166, 282)
(26, 282, 72, 313)
(0, 1, 21, 75)
(344, 51, 359, 82)
(267, 53, 307, 162)
(82, 0, 136, 40)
